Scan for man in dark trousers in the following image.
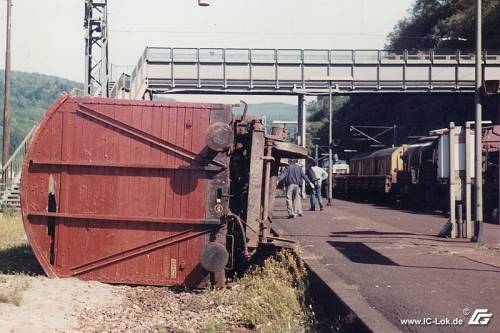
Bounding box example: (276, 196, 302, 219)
(306, 159, 329, 211)
(278, 159, 314, 218)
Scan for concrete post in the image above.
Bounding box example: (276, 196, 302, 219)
(474, 0, 483, 242)
(449, 123, 457, 238)
(2, 0, 12, 167)
(298, 95, 306, 148)
(465, 123, 474, 238)
(298, 95, 307, 196)
(327, 84, 333, 206)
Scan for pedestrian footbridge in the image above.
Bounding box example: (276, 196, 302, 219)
(109, 47, 500, 99)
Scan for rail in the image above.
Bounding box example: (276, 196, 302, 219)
(143, 48, 500, 64)
(0, 126, 36, 193)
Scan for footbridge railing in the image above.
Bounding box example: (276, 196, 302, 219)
(110, 47, 500, 99)
(1, 126, 36, 194)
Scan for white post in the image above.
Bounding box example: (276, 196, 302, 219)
(465, 124, 474, 238)
(449, 123, 457, 238)
(298, 95, 306, 148)
(298, 95, 307, 195)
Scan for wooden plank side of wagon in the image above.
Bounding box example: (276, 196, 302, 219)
(22, 97, 232, 287)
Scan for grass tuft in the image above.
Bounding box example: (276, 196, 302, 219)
(201, 317, 227, 333)
(0, 214, 26, 250)
(0, 214, 43, 275)
(0, 215, 33, 306)
(0, 276, 30, 306)
(473, 243, 490, 251)
(237, 251, 311, 332)
(208, 250, 314, 333)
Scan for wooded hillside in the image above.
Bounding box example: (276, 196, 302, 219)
(0, 71, 298, 157)
(307, 0, 500, 156)
(0, 71, 81, 156)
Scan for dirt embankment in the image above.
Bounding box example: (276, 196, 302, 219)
(1, 215, 327, 333)
(0, 275, 122, 333)
(0, 274, 240, 333)
(0, 215, 240, 333)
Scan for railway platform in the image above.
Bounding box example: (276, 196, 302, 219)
(272, 198, 500, 333)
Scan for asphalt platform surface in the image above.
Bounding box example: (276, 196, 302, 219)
(272, 198, 500, 333)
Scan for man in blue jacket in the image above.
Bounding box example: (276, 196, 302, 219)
(278, 159, 314, 218)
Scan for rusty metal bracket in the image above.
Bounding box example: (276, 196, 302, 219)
(240, 100, 249, 121)
(267, 224, 296, 247)
(225, 234, 235, 271)
(76, 103, 226, 169)
(266, 236, 296, 244)
(226, 213, 257, 235)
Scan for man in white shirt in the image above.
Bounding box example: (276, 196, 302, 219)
(306, 160, 329, 211)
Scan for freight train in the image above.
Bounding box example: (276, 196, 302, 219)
(21, 94, 306, 288)
(334, 126, 500, 215)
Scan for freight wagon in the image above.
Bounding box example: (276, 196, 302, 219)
(334, 146, 405, 195)
(334, 126, 500, 216)
(333, 138, 451, 207)
(21, 94, 306, 288)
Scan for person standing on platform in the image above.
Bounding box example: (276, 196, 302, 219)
(306, 160, 328, 211)
(278, 159, 313, 218)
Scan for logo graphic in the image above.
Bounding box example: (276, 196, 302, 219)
(468, 309, 493, 326)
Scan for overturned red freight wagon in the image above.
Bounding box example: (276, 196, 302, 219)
(21, 94, 306, 287)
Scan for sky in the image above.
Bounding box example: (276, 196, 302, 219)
(0, 0, 415, 103)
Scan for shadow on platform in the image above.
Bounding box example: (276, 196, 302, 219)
(331, 231, 416, 237)
(333, 195, 447, 217)
(327, 240, 500, 273)
(329, 230, 450, 243)
(328, 241, 398, 266)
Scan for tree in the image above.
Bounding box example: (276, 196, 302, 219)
(307, 0, 500, 158)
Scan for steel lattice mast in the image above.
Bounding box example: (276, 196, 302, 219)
(84, 0, 109, 97)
